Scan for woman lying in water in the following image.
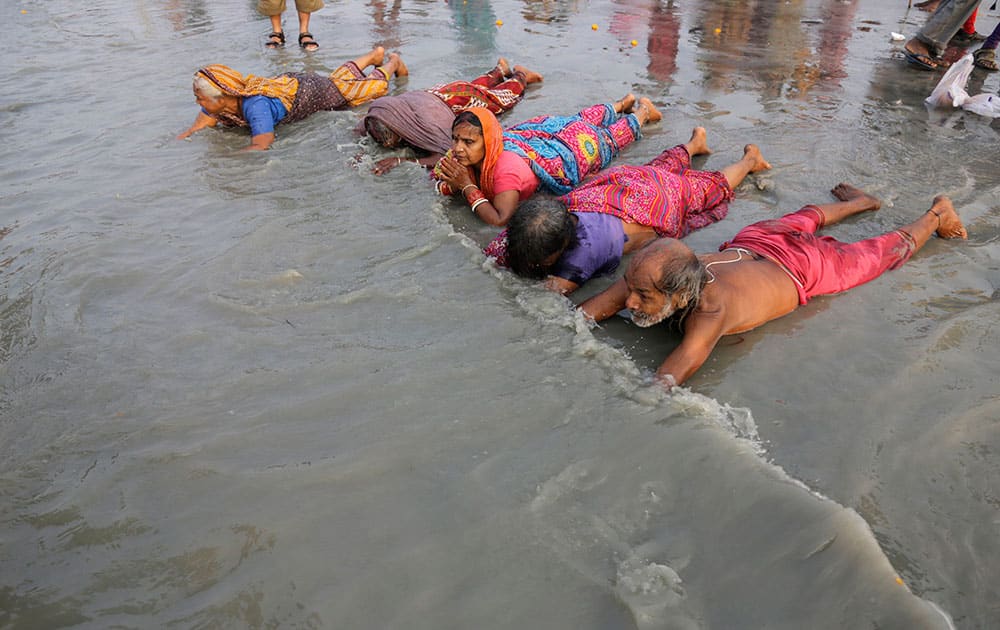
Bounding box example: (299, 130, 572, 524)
(178, 46, 407, 151)
(363, 58, 543, 175)
(431, 94, 662, 226)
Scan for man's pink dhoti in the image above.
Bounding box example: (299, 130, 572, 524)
(722, 205, 917, 305)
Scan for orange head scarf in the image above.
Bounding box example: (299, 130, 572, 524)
(434, 107, 504, 198)
(196, 64, 298, 113)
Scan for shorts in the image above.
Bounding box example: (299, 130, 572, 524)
(258, 0, 324, 17)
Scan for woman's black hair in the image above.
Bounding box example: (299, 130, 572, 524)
(452, 110, 484, 132)
(506, 198, 576, 280)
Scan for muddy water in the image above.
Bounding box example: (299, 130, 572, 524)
(2, 0, 998, 628)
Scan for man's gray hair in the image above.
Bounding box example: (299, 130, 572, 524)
(639, 240, 709, 318)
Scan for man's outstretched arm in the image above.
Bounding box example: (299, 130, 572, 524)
(578, 278, 629, 322)
(654, 312, 726, 388)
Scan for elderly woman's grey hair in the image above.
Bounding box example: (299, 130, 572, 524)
(193, 74, 223, 100)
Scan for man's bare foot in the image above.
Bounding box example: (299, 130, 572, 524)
(389, 52, 408, 77)
(928, 195, 968, 239)
(915, 0, 941, 12)
(613, 93, 637, 114)
(497, 57, 512, 77)
(740, 144, 771, 173)
(371, 46, 386, 67)
(831, 182, 879, 210)
(513, 65, 543, 84)
(635, 97, 663, 124)
(684, 127, 712, 157)
(904, 38, 949, 69)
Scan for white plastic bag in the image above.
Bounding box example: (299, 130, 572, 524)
(925, 54, 973, 108)
(962, 93, 1000, 118)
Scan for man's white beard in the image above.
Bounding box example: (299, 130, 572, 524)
(630, 302, 675, 328)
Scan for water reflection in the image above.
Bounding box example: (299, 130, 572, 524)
(368, 0, 404, 50)
(608, 0, 681, 84)
(520, 0, 581, 24)
(814, 0, 860, 90)
(448, 0, 498, 53)
(690, 0, 862, 101)
(162, 0, 212, 33)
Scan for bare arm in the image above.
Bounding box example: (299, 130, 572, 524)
(245, 132, 275, 151)
(476, 189, 519, 226)
(437, 156, 520, 226)
(177, 111, 218, 139)
(544, 276, 580, 295)
(654, 311, 726, 388)
(372, 153, 444, 176)
(578, 277, 629, 322)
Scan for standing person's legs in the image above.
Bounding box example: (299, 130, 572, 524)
(259, 0, 287, 48)
(905, 0, 981, 64)
(294, 0, 324, 50)
(974, 22, 1000, 69)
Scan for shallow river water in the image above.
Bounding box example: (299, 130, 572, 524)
(2, 0, 999, 628)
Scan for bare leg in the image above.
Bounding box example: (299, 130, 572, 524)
(351, 46, 386, 70)
(900, 195, 967, 247)
(613, 94, 636, 114)
(512, 65, 543, 85)
(718, 143, 771, 189)
(633, 97, 663, 125)
(903, 37, 948, 68)
(683, 127, 711, 157)
(497, 58, 512, 77)
(380, 52, 408, 77)
(297, 11, 318, 50)
(812, 183, 882, 225)
(266, 15, 285, 47)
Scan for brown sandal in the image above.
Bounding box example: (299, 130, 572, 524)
(974, 48, 998, 71)
(298, 32, 319, 51)
(265, 31, 285, 49)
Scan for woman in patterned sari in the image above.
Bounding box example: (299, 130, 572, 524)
(178, 46, 406, 150)
(432, 94, 662, 226)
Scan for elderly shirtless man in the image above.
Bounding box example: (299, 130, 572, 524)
(580, 184, 968, 388)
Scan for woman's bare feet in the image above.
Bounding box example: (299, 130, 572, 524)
(388, 52, 408, 77)
(634, 97, 663, 124)
(928, 195, 968, 239)
(512, 65, 543, 84)
(831, 182, 878, 210)
(497, 58, 512, 77)
(684, 127, 712, 157)
(742, 144, 771, 173)
(613, 93, 637, 114)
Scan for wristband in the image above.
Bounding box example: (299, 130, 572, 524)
(471, 198, 489, 213)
